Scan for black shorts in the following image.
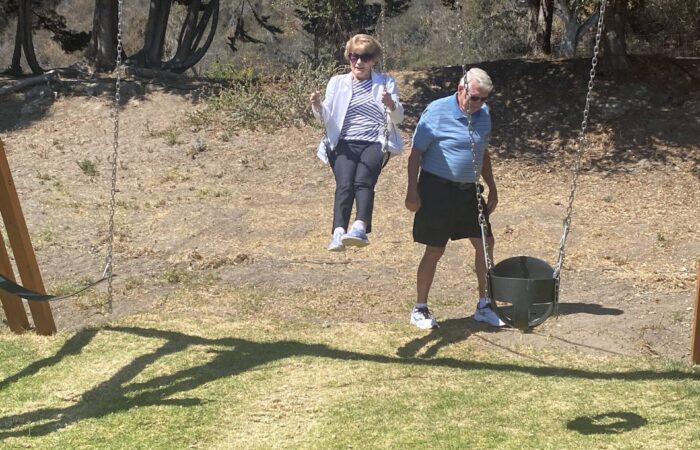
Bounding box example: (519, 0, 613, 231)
(413, 170, 493, 247)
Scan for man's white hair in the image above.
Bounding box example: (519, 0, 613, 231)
(459, 67, 493, 92)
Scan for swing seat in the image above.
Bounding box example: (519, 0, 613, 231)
(0, 273, 109, 302)
(487, 256, 558, 331)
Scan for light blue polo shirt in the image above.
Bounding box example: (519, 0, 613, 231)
(411, 93, 491, 183)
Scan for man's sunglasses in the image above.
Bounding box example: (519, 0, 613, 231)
(468, 94, 489, 102)
(349, 52, 374, 62)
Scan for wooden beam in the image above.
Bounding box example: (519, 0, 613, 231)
(0, 230, 30, 332)
(692, 257, 700, 365)
(0, 139, 56, 335)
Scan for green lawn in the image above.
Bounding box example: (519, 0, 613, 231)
(1, 317, 699, 449)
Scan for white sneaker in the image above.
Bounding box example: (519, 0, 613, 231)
(410, 307, 439, 329)
(341, 227, 369, 247)
(473, 299, 505, 327)
(327, 228, 345, 252)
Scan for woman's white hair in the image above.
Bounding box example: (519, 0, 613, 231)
(459, 67, 493, 92)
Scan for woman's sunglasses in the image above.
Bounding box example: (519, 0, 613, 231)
(348, 52, 374, 63)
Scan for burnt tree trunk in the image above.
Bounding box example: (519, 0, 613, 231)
(541, 0, 554, 55)
(164, 0, 220, 73)
(132, 0, 173, 69)
(8, 0, 44, 75)
(89, 0, 119, 71)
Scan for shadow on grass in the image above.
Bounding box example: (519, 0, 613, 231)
(0, 325, 697, 438)
(567, 411, 648, 435)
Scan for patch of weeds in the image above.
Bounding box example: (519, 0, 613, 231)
(160, 126, 182, 147)
(49, 278, 91, 297)
(77, 158, 98, 177)
(162, 268, 194, 285)
(116, 199, 140, 211)
(124, 277, 145, 291)
(36, 171, 52, 181)
(75, 293, 109, 311)
(144, 120, 159, 138)
(37, 227, 57, 246)
(160, 169, 191, 184)
(205, 64, 255, 83)
(186, 110, 213, 129)
(187, 136, 208, 159)
(656, 232, 669, 247)
(35, 146, 49, 159)
(670, 310, 685, 323)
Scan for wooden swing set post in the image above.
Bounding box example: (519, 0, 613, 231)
(0, 139, 56, 336)
(691, 257, 700, 365)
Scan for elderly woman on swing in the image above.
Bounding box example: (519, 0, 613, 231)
(310, 33, 404, 252)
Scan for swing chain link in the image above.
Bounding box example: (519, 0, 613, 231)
(105, 0, 124, 313)
(457, 2, 467, 77)
(553, 0, 607, 280)
(378, 2, 390, 154)
(466, 105, 494, 279)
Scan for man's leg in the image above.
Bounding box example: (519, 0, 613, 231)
(469, 236, 495, 298)
(469, 236, 504, 327)
(410, 245, 445, 329)
(417, 245, 446, 303)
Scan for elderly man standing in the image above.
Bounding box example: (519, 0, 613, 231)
(405, 67, 504, 330)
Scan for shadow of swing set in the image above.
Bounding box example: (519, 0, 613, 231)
(0, 0, 606, 335)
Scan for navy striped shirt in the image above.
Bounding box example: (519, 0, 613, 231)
(340, 79, 384, 142)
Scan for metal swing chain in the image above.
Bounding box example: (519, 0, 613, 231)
(104, 0, 124, 313)
(467, 106, 494, 275)
(459, 1, 493, 282)
(457, 1, 467, 78)
(553, 0, 607, 280)
(378, 2, 390, 154)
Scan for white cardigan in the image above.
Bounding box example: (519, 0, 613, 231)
(312, 71, 404, 164)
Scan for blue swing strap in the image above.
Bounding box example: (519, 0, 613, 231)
(0, 273, 110, 302)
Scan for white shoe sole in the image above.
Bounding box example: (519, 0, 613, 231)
(473, 310, 505, 327)
(410, 317, 439, 329)
(341, 236, 369, 248)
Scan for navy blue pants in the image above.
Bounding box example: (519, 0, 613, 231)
(327, 140, 384, 234)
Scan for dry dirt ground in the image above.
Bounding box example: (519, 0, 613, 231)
(1, 56, 698, 362)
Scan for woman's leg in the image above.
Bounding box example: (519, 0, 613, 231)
(353, 142, 384, 233)
(330, 141, 360, 233)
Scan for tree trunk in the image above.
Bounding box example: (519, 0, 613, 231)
(557, 0, 600, 58)
(164, 0, 220, 73)
(89, 0, 119, 72)
(601, 0, 630, 74)
(541, 0, 554, 55)
(9, 15, 24, 75)
(558, 0, 578, 57)
(140, 0, 172, 69)
(526, 0, 540, 54)
(13, 0, 44, 74)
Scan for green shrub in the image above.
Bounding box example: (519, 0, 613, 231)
(77, 158, 98, 177)
(204, 60, 342, 132)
